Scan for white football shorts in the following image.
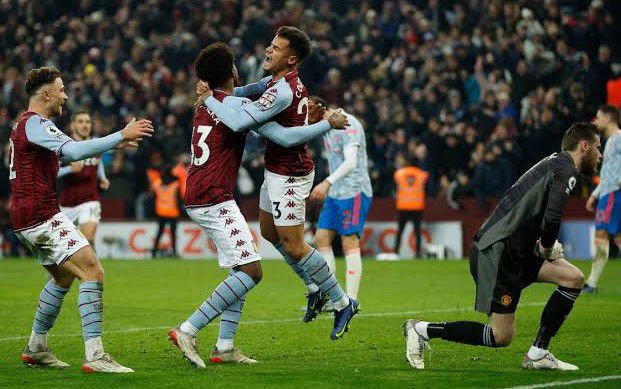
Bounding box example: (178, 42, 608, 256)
(259, 169, 314, 226)
(186, 200, 261, 268)
(15, 212, 90, 266)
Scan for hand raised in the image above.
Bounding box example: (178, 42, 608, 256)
(120, 117, 154, 141)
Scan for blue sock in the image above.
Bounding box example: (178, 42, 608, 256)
(275, 242, 317, 291)
(78, 281, 103, 340)
(33, 281, 70, 334)
(217, 284, 246, 351)
(185, 270, 255, 333)
(299, 249, 349, 309)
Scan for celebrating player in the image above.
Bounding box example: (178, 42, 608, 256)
(404, 123, 601, 370)
(300, 96, 372, 321)
(197, 27, 358, 340)
(58, 110, 109, 248)
(584, 105, 621, 293)
(10, 67, 152, 372)
(169, 43, 349, 368)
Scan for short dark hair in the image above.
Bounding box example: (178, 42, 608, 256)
(71, 110, 90, 121)
(194, 43, 235, 89)
(598, 104, 620, 125)
(309, 95, 327, 107)
(561, 122, 599, 151)
(25, 67, 62, 96)
(276, 26, 311, 64)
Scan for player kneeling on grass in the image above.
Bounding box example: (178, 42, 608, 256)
(404, 122, 601, 371)
(169, 42, 349, 367)
(10, 67, 153, 373)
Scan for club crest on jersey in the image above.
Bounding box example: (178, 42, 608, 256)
(500, 294, 512, 307)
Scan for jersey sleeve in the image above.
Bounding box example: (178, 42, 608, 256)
(540, 162, 577, 247)
(233, 76, 272, 97)
(25, 115, 72, 154)
(241, 82, 293, 124)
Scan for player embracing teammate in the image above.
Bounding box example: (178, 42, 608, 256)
(198, 26, 358, 340)
(168, 41, 348, 367)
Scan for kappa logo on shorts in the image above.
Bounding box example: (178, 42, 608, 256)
(67, 239, 78, 249)
(285, 189, 296, 196)
(235, 239, 246, 248)
(229, 228, 241, 237)
(219, 208, 229, 216)
(240, 250, 252, 258)
(285, 201, 296, 208)
(51, 220, 62, 228)
(224, 218, 235, 226)
(285, 213, 297, 221)
(500, 294, 512, 307)
(286, 177, 296, 183)
(59, 230, 69, 238)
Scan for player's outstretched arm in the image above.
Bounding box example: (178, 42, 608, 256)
(252, 108, 349, 147)
(203, 81, 292, 132)
(25, 115, 153, 163)
(59, 118, 153, 162)
(233, 76, 271, 97)
(253, 120, 330, 147)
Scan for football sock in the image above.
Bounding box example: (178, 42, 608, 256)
(533, 286, 581, 350)
(217, 272, 247, 351)
(78, 281, 104, 361)
(318, 246, 336, 273)
(299, 248, 349, 310)
(418, 321, 496, 347)
(29, 281, 70, 351)
(276, 242, 317, 292)
(345, 249, 362, 300)
(184, 270, 255, 334)
(527, 345, 548, 360)
(585, 237, 609, 287)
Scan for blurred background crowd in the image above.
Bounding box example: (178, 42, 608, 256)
(1, 0, 621, 219)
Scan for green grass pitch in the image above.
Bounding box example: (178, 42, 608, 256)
(0, 258, 620, 388)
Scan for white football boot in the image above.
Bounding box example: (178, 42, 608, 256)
(168, 327, 206, 369)
(210, 347, 257, 364)
(521, 351, 579, 371)
(21, 346, 69, 368)
(403, 319, 428, 369)
(82, 353, 134, 373)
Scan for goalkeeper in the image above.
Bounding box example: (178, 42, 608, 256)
(403, 122, 602, 371)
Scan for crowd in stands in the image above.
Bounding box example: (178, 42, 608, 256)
(1, 0, 621, 222)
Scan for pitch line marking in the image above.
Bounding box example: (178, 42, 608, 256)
(0, 302, 547, 342)
(502, 375, 621, 388)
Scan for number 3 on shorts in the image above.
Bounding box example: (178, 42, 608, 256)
(273, 201, 281, 219)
